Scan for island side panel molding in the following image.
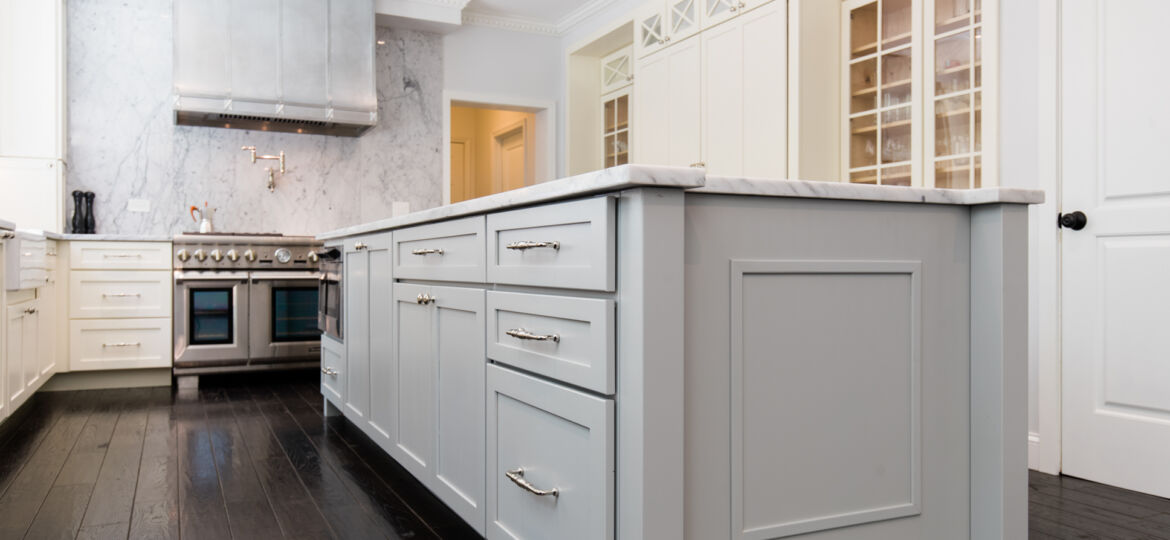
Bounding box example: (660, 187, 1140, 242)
(615, 187, 686, 540)
(969, 204, 1029, 540)
(730, 260, 923, 539)
(684, 195, 971, 539)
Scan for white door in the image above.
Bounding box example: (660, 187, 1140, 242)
(494, 125, 527, 192)
(1061, 0, 1170, 498)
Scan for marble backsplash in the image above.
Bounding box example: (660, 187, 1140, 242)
(66, 0, 443, 237)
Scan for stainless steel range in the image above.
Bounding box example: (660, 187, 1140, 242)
(172, 233, 323, 380)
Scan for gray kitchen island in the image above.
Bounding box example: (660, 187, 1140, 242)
(317, 164, 1042, 540)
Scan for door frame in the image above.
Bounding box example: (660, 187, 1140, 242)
(442, 91, 557, 205)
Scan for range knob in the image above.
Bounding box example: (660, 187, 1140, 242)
(226, 249, 239, 262)
(193, 249, 207, 262)
(210, 249, 223, 262)
(176, 249, 190, 262)
(307, 251, 319, 263)
(243, 249, 256, 262)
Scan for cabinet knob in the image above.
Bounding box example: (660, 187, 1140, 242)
(354, 242, 367, 250)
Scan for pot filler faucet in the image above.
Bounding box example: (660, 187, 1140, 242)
(242, 146, 286, 192)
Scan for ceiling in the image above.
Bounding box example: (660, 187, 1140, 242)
(462, 0, 616, 35)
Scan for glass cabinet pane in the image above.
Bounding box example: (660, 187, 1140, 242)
(935, 31, 972, 95)
(851, 3, 878, 59)
(882, 49, 913, 107)
(616, 95, 629, 129)
(935, 157, 971, 189)
(883, 0, 913, 48)
(851, 58, 878, 113)
(616, 131, 629, 165)
(935, 94, 971, 157)
(882, 164, 912, 186)
(932, 0, 984, 188)
(851, 114, 878, 168)
(936, 0, 971, 32)
(604, 99, 616, 132)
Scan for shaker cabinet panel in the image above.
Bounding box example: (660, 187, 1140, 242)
(391, 283, 436, 478)
(343, 239, 371, 423)
(0, 0, 64, 160)
(702, 21, 745, 176)
(634, 37, 702, 168)
(320, 335, 344, 404)
(738, 2, 787, 178)
(365, 238, 395, 446)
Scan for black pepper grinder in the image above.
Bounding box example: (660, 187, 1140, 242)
(71, 190, 85, 233)
(84, 192, 96, 234)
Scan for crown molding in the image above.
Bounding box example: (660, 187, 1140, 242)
(461, 0, 623, 37)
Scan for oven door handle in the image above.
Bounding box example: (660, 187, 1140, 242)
(249, 272, 321, 281)
(174, 271, 250, 282)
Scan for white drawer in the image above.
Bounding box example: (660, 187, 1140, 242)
(487, 364, 614, 540)
(487, 197, 615, 291)
(393, 216, 485, 282)
(70, 241, 172, 270)
(18, 238, 47, 270)
(18, 268, 49, 290)
(69, 270, 172, 319)
(321, 335, 345, 404)
(69, 317, 172, 371)
(487, 291, 614, 394)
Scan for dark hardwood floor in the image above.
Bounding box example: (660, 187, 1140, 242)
(3, 371, 1170, 539)
(0, 372, 480, 539)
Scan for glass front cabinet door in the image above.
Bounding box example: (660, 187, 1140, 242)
(842, 0, 991, 188)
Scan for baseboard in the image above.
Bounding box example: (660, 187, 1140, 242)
(39, 368, 172, 391)
(1028, 431, 1060, 474)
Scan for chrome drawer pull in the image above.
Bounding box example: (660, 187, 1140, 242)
(505, 468, 559, 498)
(24, 308, 37, 315)
(415, 293, 436, 305)
(354, 242, 368, 250)
(103, 253, 143, 258)
(0, 231, 13, 239)
(102, 342, 140, 348)
(505, 241, 560, 251)
(505, 328, 560, 343)
(411, 248, 444, 256)
(102, 293, 141, 298)
(321, 367, 338, 376)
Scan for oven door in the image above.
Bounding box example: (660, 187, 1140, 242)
(249, 271, 321, 363)
(174, 271, 250, 367)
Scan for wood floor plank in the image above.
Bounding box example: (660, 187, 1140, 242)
(175, 390, 233, 540)
(0, 392, 94, 538)
(22, 483, 93, 540)
(128, 398, 180, 540)
(0, 392, 77, 497)
(78, 395, 150, 533)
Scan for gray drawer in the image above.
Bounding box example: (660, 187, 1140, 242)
(487, 291, 614, 394)
(393, 216, 485, 282)
(487, 196, 615, 291)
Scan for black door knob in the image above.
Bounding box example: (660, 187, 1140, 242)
(1059, 211, 1087, 230)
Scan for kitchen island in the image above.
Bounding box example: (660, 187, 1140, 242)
(317, 165, 1042, 540)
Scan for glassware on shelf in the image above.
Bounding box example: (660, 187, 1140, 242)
(935, 157, 971, 189)
(935, 94, 971, 157)
(851, 114, 878, 169)
(935, 31, 972, 95)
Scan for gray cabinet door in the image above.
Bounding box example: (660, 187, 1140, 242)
(391, 283, 435, 479)
(343, 237, 369, 423)
(431, 285, 486, 533)
(365, 233, 394, 448)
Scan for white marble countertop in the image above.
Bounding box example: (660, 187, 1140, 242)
(45, 232, 173, 242)
(317, 165, 1045, 240)
(0, 218, 13, 231)
(317, 164, 706, 240)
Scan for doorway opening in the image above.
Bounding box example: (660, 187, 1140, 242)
(448, 104, 538, 204)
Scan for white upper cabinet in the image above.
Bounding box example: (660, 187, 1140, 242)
(600, 46, 634, 95)
(668, 0, 703, 42)
(633, 35, 703, 168)
(636, 4, 668, 58)
(0, 0, 65, 161)
(703, 0, 741, 28)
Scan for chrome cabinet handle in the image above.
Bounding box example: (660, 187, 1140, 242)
(24, 308, 37, 315)
(505, 468, 559, 498)
(505, 241, 560, 251)
(102, 342, 140, 348)
(23, 251, 31, 256)
(102, 293, 141, 298)
(690, 162, 706, 168)
(411, 248, 444, 256)
(47, 251, 57, 256)
(103, 253, 143, 258)
(0, 231, 14, 239)
(505, 328, 560, 343)
(321, 367, 338, 376)
(354, 242, 367, 250)
(415, 293, 435, 305)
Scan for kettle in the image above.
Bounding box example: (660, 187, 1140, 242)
(190, 203, 214, 233)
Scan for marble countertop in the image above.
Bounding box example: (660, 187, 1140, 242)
(0, 218, 13, 231)
(318, 165, 1045, 240)
(45, 232, 173, 242)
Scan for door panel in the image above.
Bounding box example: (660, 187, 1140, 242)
(344, 242, 369, 421)
(668, 37, 703, 167)
(393, 283, 435, 477)
(1061, 0, 1170, 498)
(433, 286, 486, 532)
(6, 305, 25, 408)
(740, 3, 786, 177)
(703, 20, 744, 176)
(367, 237, 395, 446)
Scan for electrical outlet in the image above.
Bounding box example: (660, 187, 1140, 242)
(127, 199, 151, 213)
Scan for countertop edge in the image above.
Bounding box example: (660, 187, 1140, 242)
(694, 177, 1047, 205)
(44, 232, 174, 242)
(0, 218, 14, 231)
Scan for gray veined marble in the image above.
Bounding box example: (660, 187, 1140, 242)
(66, 0, 443, 237)
(0, 218, 14, 231)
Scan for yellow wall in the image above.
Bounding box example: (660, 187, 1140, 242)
(450, 106, 536, 203)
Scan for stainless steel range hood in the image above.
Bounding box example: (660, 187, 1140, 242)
(173, 0, 377, 137)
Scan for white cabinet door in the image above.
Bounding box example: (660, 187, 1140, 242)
(5, 302, 33, 411)
(0, 0, 64, 160)
(635, 3, 668, 59)
(365, 233, 395, 448)
(703, 1, 786, 177)
(391, 283, 435, 480)
(343, 237, 370, 423)
(702, 0, 740, 28)
(431, 285, 486, 533)
(0, 158, 64, 234)
(21, 301, 39, 397)
(39, 270, 57, 377)
(635, 37, 703, 168)
(667, 0, 702, 42)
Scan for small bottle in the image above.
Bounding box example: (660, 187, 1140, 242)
(84, 192, 96, 234)
(71, 190, 84, 233)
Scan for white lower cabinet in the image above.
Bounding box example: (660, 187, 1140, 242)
(392, 282, 487, 533)
(68, 318, 170, 370)
(486, 364, 615, 540)
(6, 298, 40, 412)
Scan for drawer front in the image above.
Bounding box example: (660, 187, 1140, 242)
(19, 239, 47, 270)
(487, 197, 615, 291)
(393, 216, 485, 282)
(320, 335, 345, 404)
(18, 268, 49, 290)
(70, 241, 172, 270)
(69, 317, 172, 371)
(487, 365, 614, 540)
(487, 291, 614, 394)
(69, 270, 172, 319)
